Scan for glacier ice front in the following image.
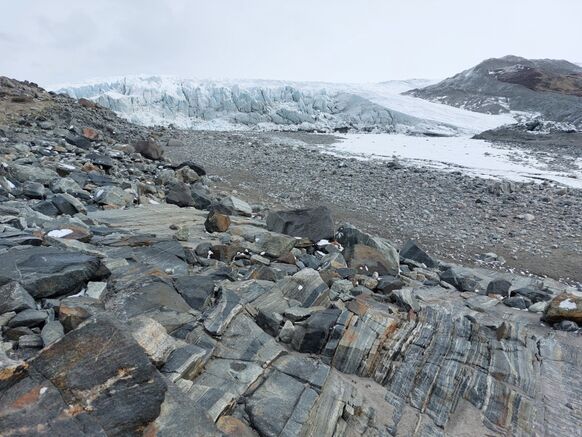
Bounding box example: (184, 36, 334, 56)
(51, 75, 514, 135)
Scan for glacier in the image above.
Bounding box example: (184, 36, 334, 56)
(51, 76, 515, 135)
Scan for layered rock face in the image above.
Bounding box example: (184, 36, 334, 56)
(407, 55, 582, 128)
(0, 77, 581, 436)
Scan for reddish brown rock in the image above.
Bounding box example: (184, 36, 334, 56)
(82, 127, 99, 141)
(78, 98, 97, 109)
(543, 293, 582, 324)
(205, 211, 231, 233)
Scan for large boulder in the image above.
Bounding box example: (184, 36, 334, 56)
(191, 183, 213, 210)
(275, 268, 330, 307)
(512, 286, 552, 303)
(486, 278, 512, 297)
(94, 186, 133, 208)
(58, 296, 105, 332)
(220, 196, 253, 217)
(543, 293, 582, 324)
(345, 244, 399, 276)
(440, 266, 481, 292)
(166, 182, 194, 207)
(292, 308, 341, 353)
(133, 138, 164, 160)
(173, 275, 215, 310)
(335, 224, 399, 275)
(8, 163, 58, 185)
(399, 240, 436, 268)
(267, 206, 334, 241)
(205, 211, 231, 233)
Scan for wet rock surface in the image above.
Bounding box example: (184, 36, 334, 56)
(0, 76, 581, 436)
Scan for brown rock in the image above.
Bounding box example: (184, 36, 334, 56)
(346, 244, 399, 276)
(217, 416, 257, 437)
(133, 138, 164, 160)
(205, 211, 231, 233)
(81, 162, 99, 173)
(543, 293, 582, 324)
(82, 127, 99, 141)
(211, 244, 243, 262)
(277, 252, 297, 265)
(78, 98, 97, 108)
(4, 314, 168, 436)
(58, 296, 104, 332)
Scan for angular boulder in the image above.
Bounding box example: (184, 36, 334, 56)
(292, 309, 341, 353)
(440, 266, 480, 292)
(220, 196, 253, 217)
(191, 183, 213, 209)
(0, 247, 104, 299)
(335, 223, 399, 274)
(345, 244, 399, 276)
(399, 239, 437, 268)
(133, 138, 164, 160)
(58, 296, 105, 332)
(94, 186, 133, 208)
(267, 206, 334, 241)
(0, 282, 36, 314)
(275, 268, 330, 307)
(486, 278, 512, 297)
(166, 182, 194, 207)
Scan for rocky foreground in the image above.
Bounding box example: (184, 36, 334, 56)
(0, 77, 581, 436)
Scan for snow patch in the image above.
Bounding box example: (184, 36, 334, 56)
(559, 299, 578, 310)
(324, 134, 582, 188)
(47, 229, 74, 238)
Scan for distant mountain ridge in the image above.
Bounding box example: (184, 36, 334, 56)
(406, 55, 582, 128)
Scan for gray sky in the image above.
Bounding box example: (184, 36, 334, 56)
(2, 0, 581, 86)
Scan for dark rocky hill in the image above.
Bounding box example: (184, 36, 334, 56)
(407, 56, 582, 128)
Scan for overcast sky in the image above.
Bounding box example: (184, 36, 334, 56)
(2, 0, 581, 86)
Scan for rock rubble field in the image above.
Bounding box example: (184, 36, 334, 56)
(0, 77, 581, 436)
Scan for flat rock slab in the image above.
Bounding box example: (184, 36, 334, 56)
(245, 369, 318, 437)
(107, 279, 193, 324)
(0, 246, 103, 298)
(275, 268, 330, 308)
(89, 204, 261, 240)
(213, 314, 284, 365)
(0, 315, 166, 436)
(186, 358, 265, 421)
(106, 240, 190, 276)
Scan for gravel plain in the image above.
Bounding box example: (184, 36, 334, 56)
(162, 129, 582, 286)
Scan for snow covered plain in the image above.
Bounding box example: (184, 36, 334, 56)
(325, 133, 582, 188)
